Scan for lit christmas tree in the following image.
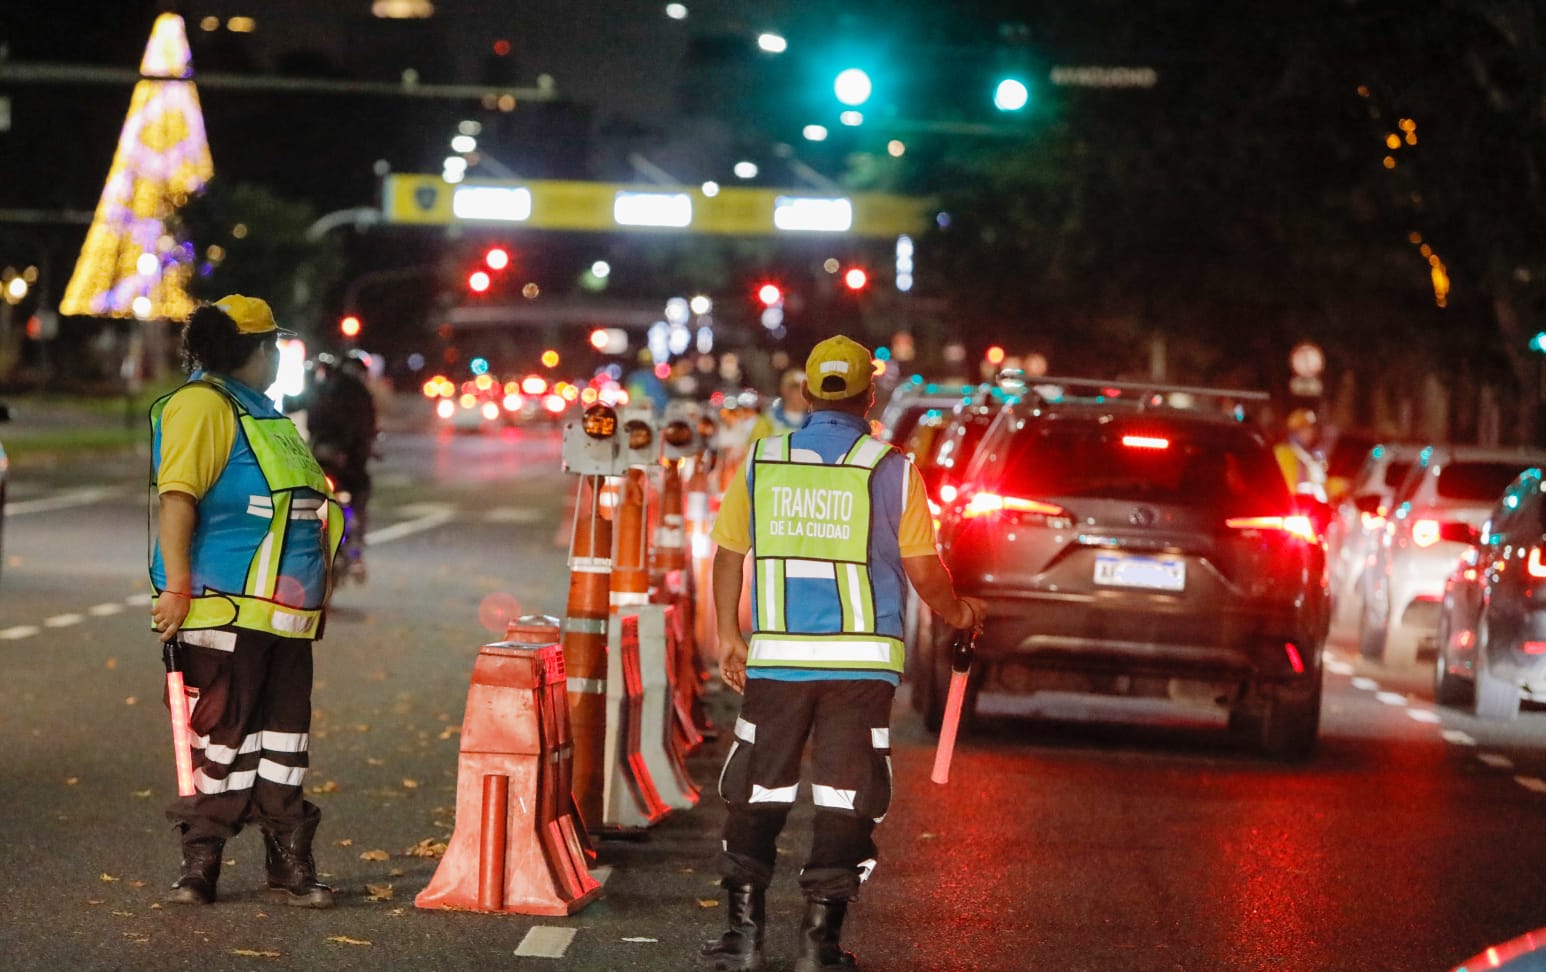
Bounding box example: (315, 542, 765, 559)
(59, 12, 213, 322)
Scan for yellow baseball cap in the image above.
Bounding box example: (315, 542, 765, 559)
(214, 294, 294, 336)
(804, 335, 874, 400)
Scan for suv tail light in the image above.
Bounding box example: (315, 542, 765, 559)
(1360, 504, 1388, 531)
(1225, 514, 1318, 543)
(1412, 519, 1478, 548)
(1120, 434, 1170, 450)
(1529, 547, 1546, 579)
(961, 492, 1071, 525)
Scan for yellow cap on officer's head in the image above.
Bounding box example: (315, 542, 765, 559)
(213, 294, 294, 336)
(804, 335, 874, 401)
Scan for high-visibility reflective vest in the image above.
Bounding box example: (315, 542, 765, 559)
(746, 432, 905, 676)
(1274, 440, 1328, 503)
(150, 374, 343, 639)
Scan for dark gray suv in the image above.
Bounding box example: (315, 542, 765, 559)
(918, 380, 1329, 758)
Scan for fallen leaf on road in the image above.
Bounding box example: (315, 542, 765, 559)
(365, 883, 395, 901)
(123, 933, 151, 944)
(367, 757, 384, 766)
(401, 779, 419, 789)
(405, 838, 447, 858)
(67, 777, 79, 786)
(389, 907, 406, 917)
(353, 724, 371, 733)
(231, 949, 282, 958)
(106, 658, 118, 669)
(622, 937, 659, 943)
(99, 874, 118, 882)
(388, 868, 405, 878)
(336, 838, 353, 847)
(125, 697, 138, 706)
(679, 867, 695, 874)
(132, 790, 152, 799)
(359, 849, 390, 862)
(309, 780, 339, 794)
(112, 911, 135, 918)
(438, 726, 459, 740)
(128, 881, 145, 889)
(328, 936, 372, 946)
(697, 899, 719, 909)
(86, 899, 103, 906)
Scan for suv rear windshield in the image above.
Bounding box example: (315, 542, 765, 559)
(994, 425, 1290, 515)
(1437, 461, 1537, 501)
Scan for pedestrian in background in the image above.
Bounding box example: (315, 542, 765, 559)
(747, 368, 809, 443)
(702, 335, 987, 972)
(149, 295, 342, 907)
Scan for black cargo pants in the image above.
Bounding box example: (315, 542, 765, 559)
(716, 677, 895, 901)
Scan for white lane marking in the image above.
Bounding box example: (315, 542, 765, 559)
(88, 603, 125, 616)
(1516, 776, 1546, 794)
(7, 486, 125, 516)
(514, 926, 578, 958)
(1406, 708, 1442, 724)
(1479, 753, 1515, 770)
(124, 593, 153, 606)
(484, 506, 544, 524)
(364, 509, 456, 546)
(1375, 691, 1408, 706)
(375, 473, 413, 489)
(395, 501, 458, 517)
(1351, 677, 1381, 692)
(1325, 658, 1355, 676)
(0, 625, 39, 640)
(43, 614, 83, 628)
(622, 937, 659, 943)
(1442, 730, 1477, 746)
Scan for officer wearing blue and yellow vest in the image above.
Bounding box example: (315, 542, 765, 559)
(702, 335, 987, 972)
(149, 295, 343, 908)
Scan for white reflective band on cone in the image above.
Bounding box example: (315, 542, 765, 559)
(568, 677, 607, 695)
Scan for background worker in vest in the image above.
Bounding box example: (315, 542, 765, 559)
(1274, 407, 1329, 503)
(149, 295, 343, 908)
(747, 368, 809, 444)
(702, 335, 987, 972)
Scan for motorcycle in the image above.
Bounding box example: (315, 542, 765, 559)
(315, 443, 366, 587)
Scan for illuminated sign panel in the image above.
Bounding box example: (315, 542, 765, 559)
(613, 192, 693, 228)
(773, 196, 854, 232)
(452, 185, 532, 222)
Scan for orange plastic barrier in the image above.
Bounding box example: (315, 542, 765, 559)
(415, 617, 600, 916)
(634, 603, 699, 809)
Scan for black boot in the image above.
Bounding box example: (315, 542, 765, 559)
(794, 897, 859, 972)
(700, 880, 766, 971)
(263, 815, 335, 909)
(166, 830, 225, 905)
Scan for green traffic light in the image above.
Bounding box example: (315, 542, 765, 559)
(835, 68, 872, 107)
(994, 78, 1029, 111)
(1532, 332, 1546, 353)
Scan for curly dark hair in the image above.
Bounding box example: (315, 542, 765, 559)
(179, 304, 271, 374)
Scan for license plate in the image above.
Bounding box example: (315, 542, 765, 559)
(1094, 552, 1185, 591)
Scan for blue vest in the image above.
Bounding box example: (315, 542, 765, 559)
(745, 411, 908, 685)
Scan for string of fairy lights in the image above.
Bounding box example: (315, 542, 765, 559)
(1356, 84, 1447, 308)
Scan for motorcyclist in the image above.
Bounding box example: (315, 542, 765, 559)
(308, 350, 378, 579)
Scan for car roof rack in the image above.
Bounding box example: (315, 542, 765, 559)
(1022, 376, 1269, 418)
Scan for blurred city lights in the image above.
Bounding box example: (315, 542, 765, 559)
(701, 180, 720, 196)
(340, 314, 362, 338)
(733, 160, 759, 179)
(887, 140, 906, 157)
(757, 33, 787, 53)
(758, 283, 783, 306)
(484, 246, 510, 270)
(470, 356, 490, 375)
(690, 294, 713, 315)
(591, 260, 611, 278)
(451, 134, 477, 153)
(542, 349, 560, 367)
(665, 3, 687, 19)
(468, 269, 491, 292)
(844, 267, 868, 290)
(986, 345, 1006, 365)
(839, 110, 864, 127)
(803, 124, 829, 142)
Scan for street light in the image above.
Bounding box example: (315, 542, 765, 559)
(757, 33, 787, 54)
(994, 78, 1030, 111)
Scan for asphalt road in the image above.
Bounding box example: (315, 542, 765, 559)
(4, 403, 1546, 971)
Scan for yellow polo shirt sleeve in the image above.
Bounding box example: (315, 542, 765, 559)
(710, 452, 938, 557)
(898, 460, 938, 557)
(157, 385, 237, 500)
(709, 468, 752, 555)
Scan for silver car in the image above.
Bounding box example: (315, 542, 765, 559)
(1359, 445, 1546, 666)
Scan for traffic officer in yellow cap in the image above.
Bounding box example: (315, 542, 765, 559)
(702, 334, 987, 972)
(149, 295, 342, 907)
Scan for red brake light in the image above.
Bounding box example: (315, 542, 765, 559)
(961, 492, 1068, 521)
(1360, 511, 1385, 531)
(1529, 547, 1546, 579)
(1226, 514, 1318, 543)
(1411, 519, 1441, 548)
(1121, 434, 1170, 450)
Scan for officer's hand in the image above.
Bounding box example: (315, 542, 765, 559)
(955, 597, 989, 633)
(152, 593, 190, 644)
(720, 631, 750, 695)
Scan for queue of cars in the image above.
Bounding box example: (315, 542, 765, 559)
(893, 377, 1329, 758)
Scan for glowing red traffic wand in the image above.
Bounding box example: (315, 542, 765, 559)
(930, 628, 977, 785)
(163, 640, 196, 797)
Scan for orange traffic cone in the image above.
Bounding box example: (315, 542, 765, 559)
(415, 617, 600, 916)
(562, 475, 612, 834)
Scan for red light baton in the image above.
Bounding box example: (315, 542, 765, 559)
(930, 627, 977, 785)
(163, 640, 196, 797)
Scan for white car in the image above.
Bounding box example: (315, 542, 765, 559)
(1359, 445, 1546, 665)
(1326, 442, 1423, 623)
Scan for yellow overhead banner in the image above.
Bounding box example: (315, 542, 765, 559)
(382, 175, 932, 238)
